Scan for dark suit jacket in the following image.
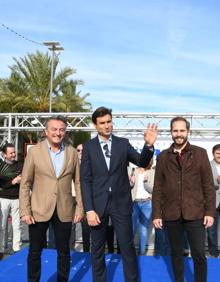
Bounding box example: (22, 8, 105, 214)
(80, 135, 154, 217)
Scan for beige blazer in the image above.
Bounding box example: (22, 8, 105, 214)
(19, 139, 84, 222)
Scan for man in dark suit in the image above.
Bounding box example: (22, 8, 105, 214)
(80, 107, 158, 282)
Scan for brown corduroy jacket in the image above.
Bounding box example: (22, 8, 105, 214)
(152, 143, 216, 221)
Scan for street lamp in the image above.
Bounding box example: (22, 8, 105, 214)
(43, 41, 64, 112)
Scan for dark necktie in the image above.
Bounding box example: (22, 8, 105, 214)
(103, 144, 111, 158)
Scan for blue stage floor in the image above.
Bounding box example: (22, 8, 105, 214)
(0, 248, 219, 281)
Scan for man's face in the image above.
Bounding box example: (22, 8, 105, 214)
(45, 120, 66, 147)
(5, 147, 16, 162)
(213, 149, 220, 164)
(76, 144, 83, 161)
(94, 114, 113, 139)
(171, 120, 189, 147)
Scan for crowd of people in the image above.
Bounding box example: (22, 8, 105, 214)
(0, 107, 219, 282)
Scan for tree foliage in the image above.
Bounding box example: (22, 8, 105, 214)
(0, 51, 91, 113)
(0, 51, 92, 147)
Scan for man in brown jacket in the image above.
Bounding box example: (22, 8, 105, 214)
(19, 115, 84, 282)
(152, 116, 215, 282)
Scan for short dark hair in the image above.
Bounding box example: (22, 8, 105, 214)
(212, 144, 220, 154)
(92, 107, 112, 124)
(45, 115, 67, 129)
(170, 116, 190, 131)
(2, 143, 15, 154)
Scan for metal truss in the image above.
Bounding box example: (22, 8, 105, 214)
(0, 112, 220, 144)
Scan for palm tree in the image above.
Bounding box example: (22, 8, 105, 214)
(0, 51, 91, 147)
(53, 79, 91, 112)
(10, 51, 73, 112)
(0, 51, 90, 113)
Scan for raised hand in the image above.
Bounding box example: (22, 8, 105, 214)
(144, 123, 158, 146)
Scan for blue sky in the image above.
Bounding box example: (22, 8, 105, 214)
(1, 0, 220, 112)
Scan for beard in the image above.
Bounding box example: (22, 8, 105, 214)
(172, 136, 188, 148)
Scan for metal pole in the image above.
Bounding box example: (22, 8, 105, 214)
(43, 41, 63, 113)
(8, 113, 12, 142)
(15, 116, 19, 160)
(49, 48, 55, 113)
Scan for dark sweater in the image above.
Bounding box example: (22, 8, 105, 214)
(0, 161, 23, 199)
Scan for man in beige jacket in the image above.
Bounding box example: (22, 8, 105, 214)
(19, 115, 83, 282)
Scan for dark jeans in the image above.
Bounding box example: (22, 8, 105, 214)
(28, 209, 72, 282)
(132, 200, 152, 255)
(154, 227, 171, 256)
(207, 209, 220, 256)
(165, 218, 207, 282)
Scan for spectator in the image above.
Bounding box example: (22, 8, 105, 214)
(130, 159, 155, 255)
(0, 143, 22, 260)
(207, 144, 220, 257)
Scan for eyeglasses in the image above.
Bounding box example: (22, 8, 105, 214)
(103, 144, 111, 158)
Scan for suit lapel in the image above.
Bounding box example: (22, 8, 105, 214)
(109, 135, 118, 172)
(94, 136, 109, 172)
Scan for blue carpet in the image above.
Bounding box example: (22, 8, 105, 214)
(0, 248, 219, 281)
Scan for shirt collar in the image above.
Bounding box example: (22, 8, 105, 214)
(173, 142, 190, 156)
(214, 160, 220, 166)
(98, 134, 112, 145)
(47, 140, 65, 152)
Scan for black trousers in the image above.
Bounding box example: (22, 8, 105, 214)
(81, 218, 91, 252)
(81, 217, 121, 254)
(165, 218, 207, 282)
(90, 193, 139, 282)
(28, 209, 72, 282)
